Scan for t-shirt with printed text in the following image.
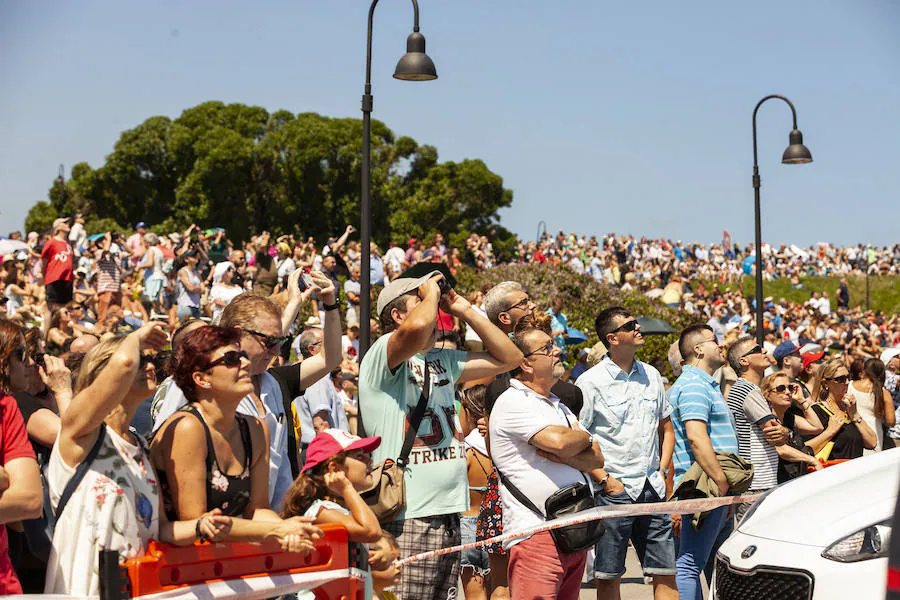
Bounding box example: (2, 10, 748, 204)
(41, 238, 73, 284)
(358, 332, 468, 520)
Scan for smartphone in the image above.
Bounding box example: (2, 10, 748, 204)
(297, 273, 315, 292)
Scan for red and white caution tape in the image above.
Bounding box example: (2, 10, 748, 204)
(397, 494, 759, 566)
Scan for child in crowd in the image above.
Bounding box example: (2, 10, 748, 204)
(281, 429, 384, 600)
(369, 530, 402, 600)
(281, 429, 382, 542)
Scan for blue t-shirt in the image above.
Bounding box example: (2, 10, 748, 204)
(667, 364, 739, 484)
(358, 333, 468, 520)
(547, 309, 568, 351)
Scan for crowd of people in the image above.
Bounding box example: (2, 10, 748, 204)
(0, 215, 899, 599)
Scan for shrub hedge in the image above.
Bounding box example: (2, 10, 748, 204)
(454, 263, 694, 379)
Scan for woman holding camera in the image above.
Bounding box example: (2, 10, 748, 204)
(175, 252, 203, 320)
(208, 262, 242, 322)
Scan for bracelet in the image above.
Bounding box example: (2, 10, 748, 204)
(323, 301, 340, 312)
(196, 517, 208, 542)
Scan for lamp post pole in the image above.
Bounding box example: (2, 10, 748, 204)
(751, 95, 813, 347)
(866, 255, 871, 311)
(359, 0, 436, 362)
(56, 164, 66, 205)
(536, 220, 547, 244)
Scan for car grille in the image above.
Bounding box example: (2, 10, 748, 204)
(715, 557, 813, 600)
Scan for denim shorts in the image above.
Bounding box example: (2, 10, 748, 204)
(591, 480, 676, 580)
(460, 515, 490, 576)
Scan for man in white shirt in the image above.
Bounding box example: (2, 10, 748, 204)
(341, 321, 360, 362)
(491, 326, 604, 600)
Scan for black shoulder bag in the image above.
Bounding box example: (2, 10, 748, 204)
(360, 362, 431, 523)
(496, 408, 605, 554)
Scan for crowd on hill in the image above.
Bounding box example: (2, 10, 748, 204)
(0, 216, 898, 599)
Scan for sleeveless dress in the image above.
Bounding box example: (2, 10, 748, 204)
(849, 381, 882, 454)
(44, 427, 160, 596)
(157, 405, 253, 520)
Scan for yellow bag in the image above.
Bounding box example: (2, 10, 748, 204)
(813, 402, 838, 461)
(815, 441, 834, 461)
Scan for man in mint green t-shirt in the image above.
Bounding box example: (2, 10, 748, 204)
(359, 268, 522, 600)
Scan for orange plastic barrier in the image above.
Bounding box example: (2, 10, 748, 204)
(118, 524, 365, 600)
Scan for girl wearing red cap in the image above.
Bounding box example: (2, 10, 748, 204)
(281, 429, 382, 543)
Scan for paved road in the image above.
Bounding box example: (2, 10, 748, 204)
(578, 547, 652, 600)
(577, 547, 709, 599)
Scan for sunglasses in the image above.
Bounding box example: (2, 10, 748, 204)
(610, 319, 639, 334)
(246, 329, 290, 350)
(139, 354, 154, 369)
(741, 345, 763, 358)
(827, 375, 850, 384)
(203, 350, 249, 370)
(773, 383, 798, 394)
(12, 346, 27, 362)
(525, 341, 556, 358)
(504, 297, 531, 313)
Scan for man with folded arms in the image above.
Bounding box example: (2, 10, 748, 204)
(489, 328, 603, 600)
(491, 325, 604, 600)
(359, 267, 521, 600)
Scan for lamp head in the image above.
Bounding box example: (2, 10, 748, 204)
(782, 129, 813, 164)
(393, 31, 437, 81)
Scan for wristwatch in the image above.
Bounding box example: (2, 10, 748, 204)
(659, 466, 670, 477)
(323, 301, 340, 312)
(598, 472, 610, 488)
(853, 416, 863, 424)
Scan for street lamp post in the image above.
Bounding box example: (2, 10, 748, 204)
(359, 0, 437, 362)
(536, 220, 547, 244)
(751, 95, 813, 346)
(55, 164, 66, 205)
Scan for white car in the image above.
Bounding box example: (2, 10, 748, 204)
(712, 448, 899, 600)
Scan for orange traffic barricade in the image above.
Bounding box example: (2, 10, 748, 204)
(100, 523, 367, 600)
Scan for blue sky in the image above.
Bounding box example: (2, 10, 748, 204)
(2, 1, 898, 248)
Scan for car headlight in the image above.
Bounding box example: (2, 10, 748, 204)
(821, 521, 891, 563)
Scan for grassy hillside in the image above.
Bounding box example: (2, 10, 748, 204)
(713, 275, 900, 315)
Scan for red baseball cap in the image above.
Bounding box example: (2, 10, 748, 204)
(801, 349, 825, 370)
(302, 429, 381, 473)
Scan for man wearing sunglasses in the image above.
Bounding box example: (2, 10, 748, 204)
(577, 307, 677, 600)
(724, 339, 792, 522)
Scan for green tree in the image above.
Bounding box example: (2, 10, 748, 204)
(24, 201, 58, 234)
(25, 102, 513, 248)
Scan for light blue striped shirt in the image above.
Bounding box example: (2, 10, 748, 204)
(668, 364, 739, 484)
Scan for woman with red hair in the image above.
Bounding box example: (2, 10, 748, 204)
(151, 325, 321, 549)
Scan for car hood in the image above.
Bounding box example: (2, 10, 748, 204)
(737, 448, 900, 546)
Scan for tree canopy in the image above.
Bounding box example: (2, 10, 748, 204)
(28, 102, 514, 248)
